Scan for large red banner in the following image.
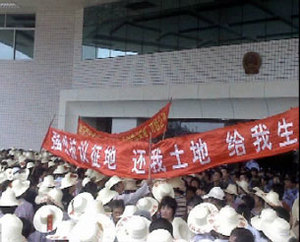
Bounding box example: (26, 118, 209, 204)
(43, 107, 299, 179)
(77, 102, 171, 141)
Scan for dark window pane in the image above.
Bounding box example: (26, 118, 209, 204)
(0, 15, 4, 27)
(15, 30, 34, 60)
(6, 14, 35, 28)
(0, 30, 14, 60)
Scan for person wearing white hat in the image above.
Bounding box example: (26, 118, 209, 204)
(224, 184, 239, 209)
(106, 175, 151, 205)
(147, 229, 173, 242)
(262, 190, 283, 208)
(172, 217, 193, 241)
(0, 214, 27, 242)
(109, 199, 125, 225)
(202, 187, 225, 210)
(46, 219, 76, 241)
(137, 196, 159, 217)
(152, 180, 175, 203)
(67, 192, 94, 220)
(0, 188, 20, 217)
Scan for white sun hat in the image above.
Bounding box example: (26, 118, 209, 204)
(136, 197, 159, 216)
(48, 161, 55, 168)
(121, 205, 138, 217)
(116, 215, 151, 242)
(84, 168, 94, 177)
(207, 205, 248, 236)
(35, 186, 52, 205)
(224, 184, 238, 196)
(105, 175, 123, 189)
(46, 220, 76, 241)
(60, 172, 78, 189)
(146, 229, 173, 242)
(23, 150, 35, 160)
(53, 164, 69, 175)
(236, 180, 250, 194)
(11, 178, 30, 197)
(91, 171, 106, 182)
(0, 188, 20, 206)
(202, 187, 225, 200)
(172, 217, 193, 241)
(38, 175, 56, 188)
(82, 177, 91, 187)
(4, 168, 14, 181)
(250, 208, 278, 231)
(84, 199, 106, 216)
(33, 205, 63, 233)
(14, 168, 30, 181)
(96, 187, 118, 205)
(167, 176, 186, 191)
(187, 202, 219, 234)
(68, 192, 94, 220)
(262, 217, 293, 242)
(152, 182, 175, 202)
(262, 190, 282, 207)
(252, 187, 266, 199)
(0, 214, 27, 242)
(69, 213, 116, 242)
(47, 188, 64, 209)
(26, 161, 35, 169)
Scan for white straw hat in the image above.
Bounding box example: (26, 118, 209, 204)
(11, 178, 30, 197)
(26, 161, 35, 169)
(91, 171, 106, 182)
(96, 187, 118, 205)
(47, 188, 64, 209)
(35, 186, 51, 205)
(0, 214, 27, 242)
(121, 205, 138, 217)
(84, 168, 94, 177)
(236, 180, 250, 194)
(250, 208, 278, 231)
(187, 202, 218, 234)
(33, 205, 63, 233)
(116, 215, 150, 242)
(152, 182, 175, 202)
(68, 192, 94, 220)
(46, 220, 76, 241)
(53, 164, 69, 174)
(0, 188, 20, 206)
(69, 213, 116, 242)
(224, 184, 238, 196)
(207, 205, 248, 236)
(84, 199, 106, 216)
(82, 177, 91, 187)
(262, 217, 293, 242)
(202, 187, 225, 200)
(38, 175, 56, 188)
(136, 197, 159, 216)
(167, 177, 186, 191)
(262, 190, 282, 207)
(172, 217, 193, 241)
(105, 175, 123, 189)
(60, 172, 78, 189)
(146, 229, 173, 242)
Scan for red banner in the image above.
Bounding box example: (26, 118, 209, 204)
(43, 107, 299, 179)
(77, 102, 171, 141)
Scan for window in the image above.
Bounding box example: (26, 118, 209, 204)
(0, 14, 35, 60)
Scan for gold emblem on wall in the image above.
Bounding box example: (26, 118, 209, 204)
(243, 52, 262, 74)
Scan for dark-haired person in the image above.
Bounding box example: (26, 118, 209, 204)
(110, 199, 125, 225)
(149, 217, 173, 237)
(283, 175, 298, 211)
(229, 228, 254, 242)
(158, 196, 177, 222)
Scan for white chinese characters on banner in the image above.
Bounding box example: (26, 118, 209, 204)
(62, 135, 70, 156)
(132, 149, 146, 174)
(91, 145, 102, 168)
(104, 146, 117, 170)
(170, 144, 187, 169)
(78, 141, 89, 163)
(51, 131, 62, 151)
(69, 138, 77, 160)
(151, 148, 166, 173)
(226, 130, 246, 157)
(278, 118, 298, 147)
(190, 138, 211, 165)
(251, 124, 272, 152)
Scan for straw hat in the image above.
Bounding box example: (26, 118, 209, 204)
(105, 175, 123, 190)
(202, 187, 225, 200)
(23, 150, 35, 160)
(0, 188, 20, 206)
(11, 179, 30, 197)
(60, 172, 78, 189)
(46, 220, 76, 241)
(96, 187, 118, 205)
(262, 217, 293, 242)
(187, 202, 218, 234)
(167, 177, 186, 191)
(84, 199, 106, 216)
(262, 190, 282, 207)
(82, 177, 91, 187)
(252, 187, 266, 199)
(26, 161, 35, 169)
(251, 208, 278, 231)
(236, 180, 250, 194)
(38, 175, 56, 188)
(136, 197, 159, 216)
(33, 205, 63, 233)
(68, 192, 94, 220)
(152, 182, 175, 202)
(91, 171, 106, 182)
(4, 168, 14, 181)
(146, 229, 173, 242)
(84, 168, 94, 177)
(116, 215, 150, 242)
(124, 178, 138, 191)
(121, 205, 138, 217)
(172, 217, 193, 241)
(47, 188, 64, 209)
(207, 205, 248, 236)
(48, 161, 55, 168)
(0, 214, 27, 242)
(223, 184, 238, 196)
(53, 164, 69, 175)
(69, 213, 116, 242)
(291, 196, 299, 224)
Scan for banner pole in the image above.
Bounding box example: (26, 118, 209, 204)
(40, 114, 56, 153)
(148, 132, 152, 181)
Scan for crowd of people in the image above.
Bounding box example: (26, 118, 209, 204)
(0, 148, 298, 242)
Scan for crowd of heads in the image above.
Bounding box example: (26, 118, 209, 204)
(0, 147, 298, 242)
